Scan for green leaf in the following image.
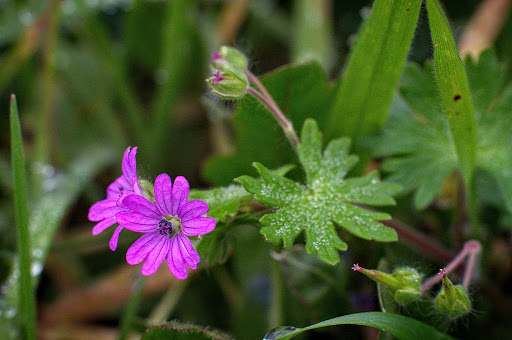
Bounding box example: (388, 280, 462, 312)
(195, 221, 232, 266)
(425, 0, 477, 191)
(9, 95, 36, 340)
(275, 246, 349, 320)
(0, 146, 114, 339)
(367, 63, 458, 209)
(205, 63, 336, 186)
(143, 321, 232, 340)
(190, 185, 251, 221)
(327, 0, 422, 139)
(368, 49, 512, 212)
(263, 311, 455, 340)
(237, 119, 400, 265)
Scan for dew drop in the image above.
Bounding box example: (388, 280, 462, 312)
(263, 326, 298, 340)
(31, 262, 43, 277)
(5, 308, 17, 319)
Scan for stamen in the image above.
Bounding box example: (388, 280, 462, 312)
(211, 70, 223, 84)
(158, 220, 172, 235)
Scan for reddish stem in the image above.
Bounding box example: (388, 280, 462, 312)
(420, 240, 481, 292)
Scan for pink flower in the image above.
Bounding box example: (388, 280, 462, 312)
(116, 174, 216, 278)
(88, 146, 143, 251)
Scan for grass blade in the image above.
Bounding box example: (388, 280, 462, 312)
(0, 145, 115, 339)
(425, 0, 479, 235)
(9, 94, 36, 340)
(264, 311, 454, 340)
(327, 0, 422, 139)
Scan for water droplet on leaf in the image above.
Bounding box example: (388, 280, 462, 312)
(263, 326, 298, 340)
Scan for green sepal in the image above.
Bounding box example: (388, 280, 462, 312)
(355, 265, 421, 305)
(434, 275, 471, 318)
(139, 179, 155, 201)
(217, 46, 248, 70)
(207, 73, 248, 99)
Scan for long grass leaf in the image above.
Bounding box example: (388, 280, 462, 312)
(9, 95, 36, 340)
(426, 0, 479, 235)
(0, 145, 115, 339)
(327, 0, 422, 139)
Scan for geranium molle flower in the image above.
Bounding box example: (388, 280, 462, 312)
(88, 146, 143, 251)
(116, 174, 216, 278)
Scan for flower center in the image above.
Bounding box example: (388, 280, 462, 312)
(158, 217, 182, 237)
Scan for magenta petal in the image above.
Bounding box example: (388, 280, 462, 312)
(121, 195, 161, 220)
(176, 233, 200, 269)
(132, 176, 143, 196)
(116, 189, 135, 207)
(88, 199, 123, 221)
(107, 175, 130, 199)
(181, 217, 216, 236)
(178, 200, 208, 222)
(121, 147, 134, 182)
(166, 236, 188, 279)
(109, 225, 123, 251)
(141, 236, 170, 276)
(154, 173, 174, 216)
(116, 211, 158, 232)
(171, 176, 190, 215)
(126, 232, 161, 265)
(92, 217, 117, 235)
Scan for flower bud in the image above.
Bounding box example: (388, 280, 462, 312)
(207, 69, 248, 99)
(207, 46, 250, 99)
(139, 179, 155, 201)
(434, 269, 471, 318)
(210, 46, 248, 70)
(352, 264, 421, 304)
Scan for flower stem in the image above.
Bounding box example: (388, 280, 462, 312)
(245, 70, 300, 150)
(382, 219, 455, 264)
(246, 86, 300, 150)
(118, 273, 146, 340)
(147, 280, 187, 325)
(268, 256, 284, 330)
(420, 240, 481, 292)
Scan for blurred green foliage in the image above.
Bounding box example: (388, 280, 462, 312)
(1, 0, 512, 339)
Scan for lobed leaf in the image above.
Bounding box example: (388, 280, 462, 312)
(237, 119, 399, 265)
(190, 185, 251, 221)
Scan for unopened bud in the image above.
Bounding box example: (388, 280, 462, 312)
(139, 179, 155, 201)
(210, 46, 248, 70)
(207, 69, 248, 99)
(434, 269, 471, 318)
(352, 264, 421, 304)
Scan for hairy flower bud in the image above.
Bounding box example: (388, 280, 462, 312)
(210, 46, 248, 70)
(207, 69, 248, 99)
(352, 264, 421, 304)
(207, 47, 249, 99)
(138, 179, 155, 201)
(434, 269, 471, 318)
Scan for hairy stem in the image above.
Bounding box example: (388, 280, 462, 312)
(382, 219, 455, 264)
(246, 87, 300, 149)
(420, 240, 481, 292)
(245, 70, 300, 149)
